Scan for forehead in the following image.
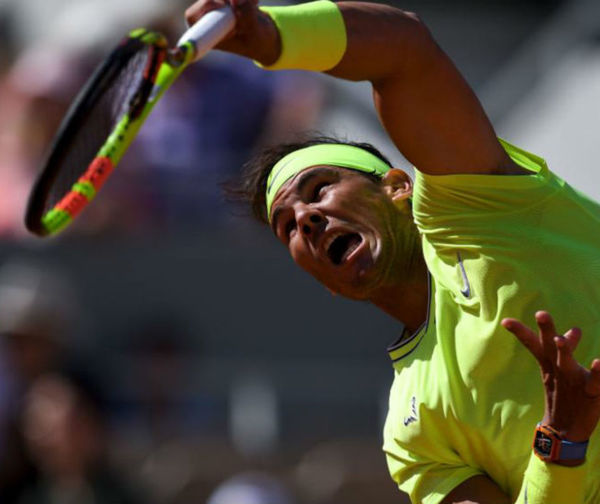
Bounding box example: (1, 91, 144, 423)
(270, 165, 344, 212)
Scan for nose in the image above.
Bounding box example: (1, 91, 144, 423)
(296, 206, 324, 236)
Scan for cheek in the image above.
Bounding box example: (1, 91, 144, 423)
(337, 188, 387, 221)
(289, 239, 333, 285)
(295, 253, 321, 279)
(289, 238, 314, 270)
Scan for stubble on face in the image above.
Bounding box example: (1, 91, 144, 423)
(270, 166, 420, 301)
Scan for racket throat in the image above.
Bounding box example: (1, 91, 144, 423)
(166, 48, 188, 67)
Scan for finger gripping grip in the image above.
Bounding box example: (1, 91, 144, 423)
(177, 7, 235, 61)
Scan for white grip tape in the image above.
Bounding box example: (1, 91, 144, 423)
(177, 7, 235, 61)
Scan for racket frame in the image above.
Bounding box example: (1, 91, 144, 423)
(25, 8, 234, 236)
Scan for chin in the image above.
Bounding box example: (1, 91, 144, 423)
(330, 273, 377, 301)
(340, 289, 371, 301)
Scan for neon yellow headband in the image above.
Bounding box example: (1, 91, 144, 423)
(265, 144, 392, 220)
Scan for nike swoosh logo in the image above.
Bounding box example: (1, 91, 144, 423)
(457, 252, 471, 298)
(403, 396, 419, 426)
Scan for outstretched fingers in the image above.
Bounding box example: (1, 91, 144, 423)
(555, 327, 582, 372)
(535, 311, 559, 365)
(503, 311, 575, 370)
(587, 359, 600, 397)
(502, 317, 543, 361)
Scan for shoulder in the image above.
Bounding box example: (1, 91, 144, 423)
(417, 138, 536, 176)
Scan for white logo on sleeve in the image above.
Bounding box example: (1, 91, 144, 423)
(403, 396, 418, 426)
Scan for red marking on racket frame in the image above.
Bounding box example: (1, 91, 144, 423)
(80, 156, 114, 190)
(56, 191, 89, 218)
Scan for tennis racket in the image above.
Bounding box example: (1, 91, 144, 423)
(25, 8, 235, 237)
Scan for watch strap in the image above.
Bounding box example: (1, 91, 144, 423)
(534, 423, 589, 462)
(557, 438, 589, 460)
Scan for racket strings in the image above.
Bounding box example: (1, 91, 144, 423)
(45, 47, 152, 212)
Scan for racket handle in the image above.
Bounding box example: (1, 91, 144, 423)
(177, 7, 235, 61)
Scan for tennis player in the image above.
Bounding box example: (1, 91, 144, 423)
(185, 1, 600, 503)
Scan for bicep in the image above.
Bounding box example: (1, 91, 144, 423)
(332, 3, 513, 175)
(441, 475, 511, 504)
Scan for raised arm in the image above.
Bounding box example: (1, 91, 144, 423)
(330, 3, 519, 176)
(186, 0, 524, 176)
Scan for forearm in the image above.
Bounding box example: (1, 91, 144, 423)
(331, 2, 505, 174)
(184, 0, 513, 173)
(217, 2, 432, 82)
(328, 2, 431, 82)
(225, 1, 506, 174)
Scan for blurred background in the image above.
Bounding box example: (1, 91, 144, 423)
(0, 0, 598, 502)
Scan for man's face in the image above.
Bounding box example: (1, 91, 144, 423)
(269, 165, 413, 300)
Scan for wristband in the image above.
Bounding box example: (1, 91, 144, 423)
(257, 0, 347, 71)
(516, 452, 587, 504)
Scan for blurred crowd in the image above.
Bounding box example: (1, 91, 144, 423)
(0, 0, 326, 238)
(0, 259, 403, 504)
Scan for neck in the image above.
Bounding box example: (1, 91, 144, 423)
(369, 227, 429, 333)
(371, 260, 428, 333)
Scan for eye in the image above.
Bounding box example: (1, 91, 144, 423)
(285, 219, 297, 239)
(312, 182, 329, 202)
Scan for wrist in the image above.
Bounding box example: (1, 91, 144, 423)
(240, 11, 281, 66)
(253, 12, 281, 66)
(216, 11, 281, 65)
(541, 414, 591, 443)
(552, 457, 586, 467)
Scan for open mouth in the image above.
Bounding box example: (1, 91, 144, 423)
(326, 232, 363, 265)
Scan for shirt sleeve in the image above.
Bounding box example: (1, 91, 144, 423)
(384, 439, 483, 504)
(383, 390, 484, 504)
(411, 140, 564, 242)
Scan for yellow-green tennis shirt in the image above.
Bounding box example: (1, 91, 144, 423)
(383, 140, 600, 504)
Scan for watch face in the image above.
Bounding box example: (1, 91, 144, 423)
(534, 430, 553, 456)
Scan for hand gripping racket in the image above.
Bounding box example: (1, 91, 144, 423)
(25, 8, 235, 237)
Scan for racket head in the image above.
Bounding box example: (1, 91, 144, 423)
(24, 30, 172, 237)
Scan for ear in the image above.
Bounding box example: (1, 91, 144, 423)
(381, 169, 413, 204)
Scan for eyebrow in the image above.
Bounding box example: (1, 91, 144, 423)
(296, 166, 337, 194)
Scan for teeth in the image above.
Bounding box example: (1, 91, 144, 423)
(323, 231, 345, 252)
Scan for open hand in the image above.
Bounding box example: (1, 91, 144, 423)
(502, 311, 600, 443)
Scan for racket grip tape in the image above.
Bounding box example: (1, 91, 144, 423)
(177, 7, 235, 61)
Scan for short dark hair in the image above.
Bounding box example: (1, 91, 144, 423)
(224, 135, 392, 223)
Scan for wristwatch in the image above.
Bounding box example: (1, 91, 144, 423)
(533, 423, 589, 462)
